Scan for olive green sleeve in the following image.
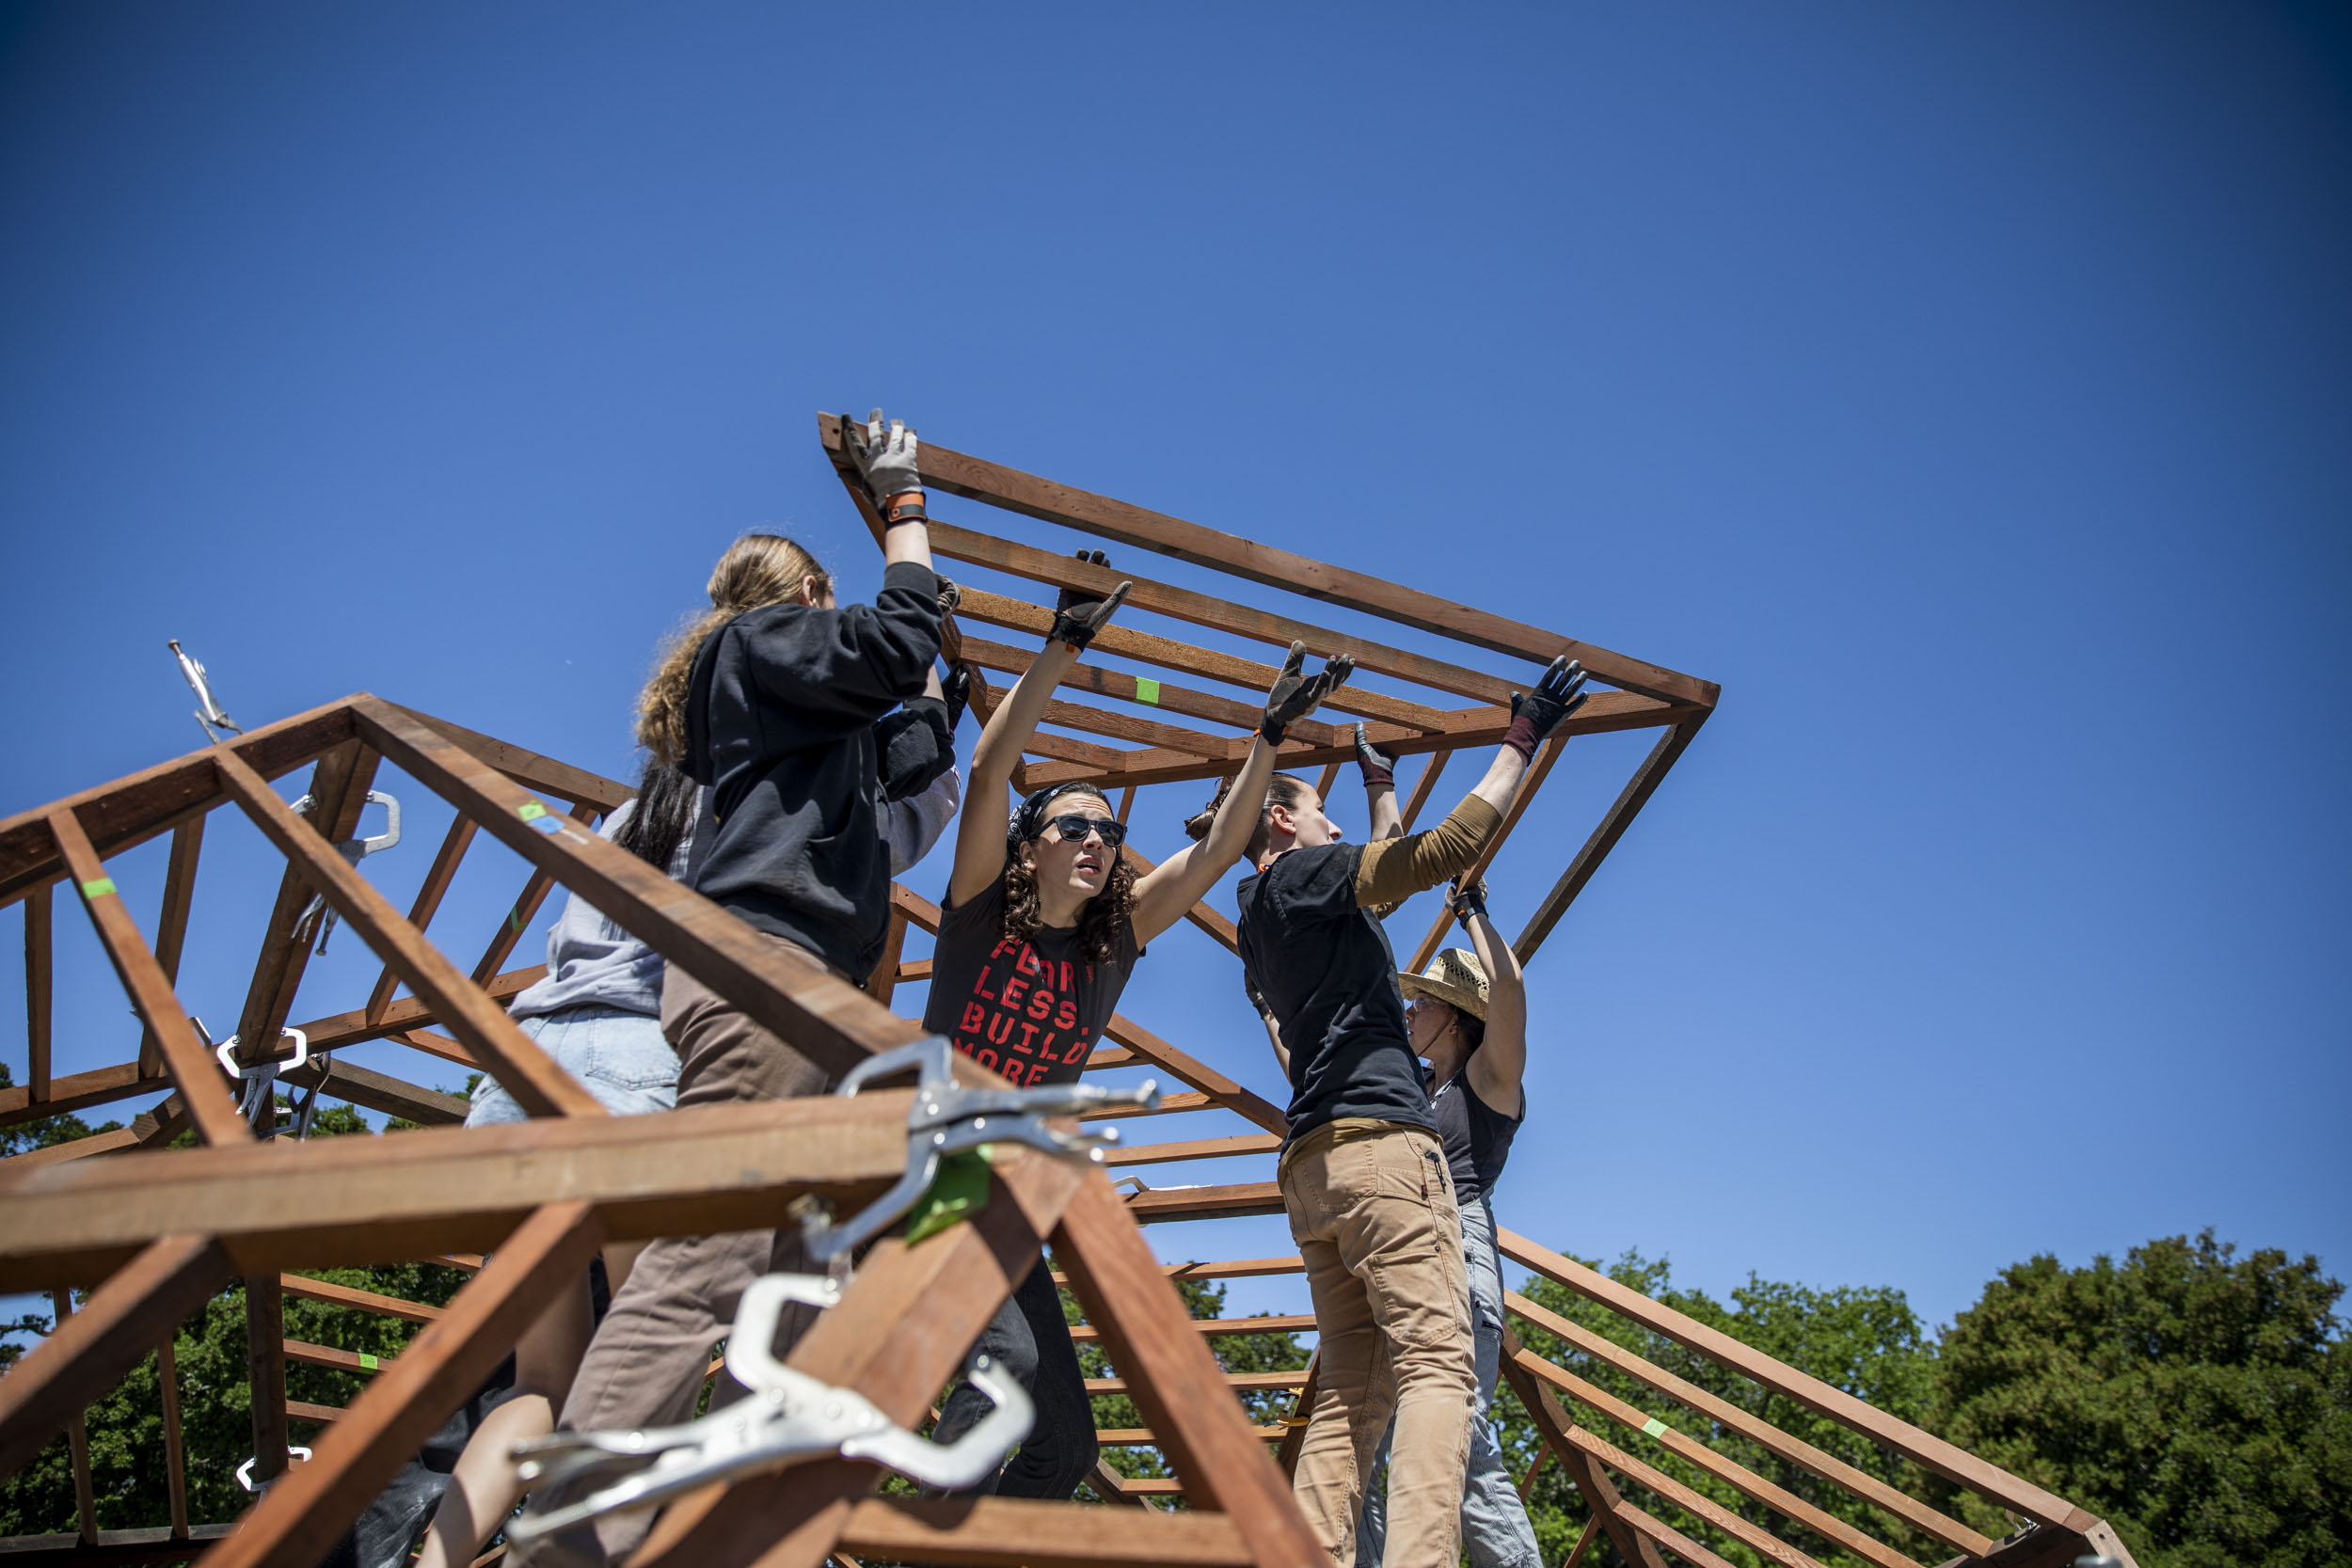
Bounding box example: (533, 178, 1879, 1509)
(1353, 795, 1502, 910)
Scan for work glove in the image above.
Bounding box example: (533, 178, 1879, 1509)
(1353, 722, 1396, 789)
(1448, 876, 1489, 922)
(846, 407, 925, 515)
(1048, 549, 1132, 650)
(935, 576, 962, 619)
(1502, 657, 1589, 759)
(1261, 641, 1355, 743)
(941, 663, 975, 732)
(1182, 774, 1235, 844)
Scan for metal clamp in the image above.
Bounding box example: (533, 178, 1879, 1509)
(234, 1447, 311, 1492)
(506, 1273, 1032, 1541)
(202, 1019, 309, 1134)
(169, 640, 243, 743)
(289, 790, 402, 954)
(799, 1036, 1160, 1263)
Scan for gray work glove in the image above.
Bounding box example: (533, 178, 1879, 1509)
(846, 407, 924, 505)
(1262, 641, 1355, 743)
(1049, 549, 1132, 650)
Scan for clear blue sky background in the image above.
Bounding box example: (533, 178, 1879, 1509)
(2, 3, 2345, 1335)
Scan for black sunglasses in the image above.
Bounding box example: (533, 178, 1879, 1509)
(1041, 814, 1127, 849)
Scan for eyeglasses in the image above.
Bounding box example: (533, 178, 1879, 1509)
(1042, 814, 1127, 849)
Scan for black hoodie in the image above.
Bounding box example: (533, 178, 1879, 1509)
(681, 560, 943, 980)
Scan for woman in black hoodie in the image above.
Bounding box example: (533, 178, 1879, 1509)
(517, 412, 944, 1568)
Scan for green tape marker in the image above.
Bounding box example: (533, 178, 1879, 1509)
(79, 877, 117, 901)
(905, 1148, 993, 1243)
(1134, 678, 1161, 706)
(507, 906, 527, 934)
(517, 800, 564, 834)
(358, 1352, 380, 1371)
(1641, 1417, 1670, 1439)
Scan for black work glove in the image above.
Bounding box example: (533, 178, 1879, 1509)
(941, 663, 975, 732)
(1448, 876, 1489, 922)
(1502, 657, 1589, 759)
(1353, 722, 1396, 789)
(1048, 549, 1132, 650)
(1261, 641, 1356, 743)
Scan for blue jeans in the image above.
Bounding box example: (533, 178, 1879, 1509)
(1356, 1194, 1542, 1568)
(465, 1006, 678, 1125)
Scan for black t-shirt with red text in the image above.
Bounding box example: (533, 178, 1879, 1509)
(921, 875, 1138, 1087)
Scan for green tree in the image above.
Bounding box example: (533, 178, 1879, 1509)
(1931, 1230, 2352, 1568)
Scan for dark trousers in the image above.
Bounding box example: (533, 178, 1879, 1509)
(932, 1259, 1098, 1498)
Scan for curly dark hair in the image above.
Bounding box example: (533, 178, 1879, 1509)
(1001, 792, 1137, 963)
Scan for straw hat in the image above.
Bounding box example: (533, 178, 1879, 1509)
(1398, 947, 1489, 1022)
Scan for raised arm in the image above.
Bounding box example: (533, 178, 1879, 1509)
(1356, 724, 1403, 842)
(1454, 879, 1528, 1118)
(1354, 657, 1590, 911)
(1130, 642, 1355, 944)
(844, 409, 933, 573)
(945, 554, 1130, 909)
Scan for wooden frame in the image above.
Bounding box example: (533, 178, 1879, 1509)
(0, 420, 2138, 1568)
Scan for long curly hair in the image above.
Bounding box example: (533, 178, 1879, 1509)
(1001, 788, 1136, 963)
(635, 533, 831, 767)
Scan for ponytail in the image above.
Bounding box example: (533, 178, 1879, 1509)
(635, 534, 830, 766)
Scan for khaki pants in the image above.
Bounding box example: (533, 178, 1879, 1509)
(513, 936, 836, 1568)
(1281, 1122, 1476, 1568)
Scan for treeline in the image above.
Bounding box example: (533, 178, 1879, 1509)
(5, 1073, 2344, 1566)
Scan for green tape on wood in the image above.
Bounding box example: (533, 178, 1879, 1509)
(358, 1352, 379, 1371)
(507, 906, 527, 934)
(1641, 1416, 1670, 1439)
(79, 877, 117, 901)
(517, 800, 564, 834)
(1134, 678, 1162, 706)
(905, 1148, 993, 1244)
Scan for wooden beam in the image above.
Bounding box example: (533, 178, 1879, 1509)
(1496, 1323, 1669, 1568)
(348, 697, 948, 1089)
(212, 747, 607, 1120)
(1103, 1015, 1288, 1137)
(1506, 1290, 1987, 1557)
(1507, 1340, 1926, 1568)
(841, 416, 1718, 710)
(1498, 1228, 2095, 1532)
(380, 705, 631, 811)
(834, 1496, 1253, 1567)
(53, 1292, 97, 1545)
(287, 966, 544, 1055)
(0, 1062, 175, 1132)
(364, 813, 477, 1026)
(0, 698, 358, 906)
(157, 1335, 188, 1539)
(1515, 719, 1703, 964)
(1085, 1370, 1311, 1395)
(244, 1274, 289, 1488)
(628, 1153, 1093, 1568)
(24, 881, 51, 1102)
(0, 1089, 915, 1290)
(1121, 1180, 1285, 1226)
(1100, 1132, 1280, 1168)
(956, 630, 1343, 750)
(1051, 1172, 1327, 1563)
(276, 1057, 468, 1128)
(226, 739, 382, 1092)
(278, 1275, 444, 1324)
(135, 819, 204, 1079)
(206, 1201, 604, 1568)
(46, 810, 248, 1146)
(0, 1236, 231, 1481)
(469, 808, 596, 984)
(1068, 1314, 1316, 1343)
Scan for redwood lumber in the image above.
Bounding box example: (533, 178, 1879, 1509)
(0, 1236, 231, 1481)
(289, 966, 544, 1054)
(628, 1153, 1092, 1568)
(135, 819, 203, 1077)
(226, 739, 381, 1091)
(244, 1274, 289, 1488)
(0, 698, 357, 906)
(844, 417, 1718, 710)
(1103, 1015, 1287, 1137)
(469, 809, 596, 985)
(1507, 1341, 1924, 1568)
(207, 1201, 603, 1568)
(1506, 1290, 1986, 1556)
(212, 746, 605, 1120)
(0, 1062, 173, 1131)
(54, 1291, 96, 1545)
(1053, 1256, 1305, 1288)
(364, 813, 478, 1025)
(1067, 1314, 1317, 1342)
(1121, 1180, 1285, 1225)
(157, 1335, 188, 1538)
(381, 705, 631, 811)
(1099, 1132, 1281, 1167)
(348, 697, 946, 1088)
(26, 881, 51, 1101)
(1089, 1459, 1152, 1509)
(0, 1090, 914, 1290)
(833, 1496, 1252, 1567)
(1052, 1171, 1326, 1562)
(278, 1275, 445, 1324)
(1497, 1323, 1669, 1568)
(956, 630, 1343, 750)
(276, 1057, 468, 1128)
(1085, 1370, 1311, 1395)
(46, 810, 247, 1146)
(1498, 1227, 2094, 1531)
(1514, 718, 1703, 964)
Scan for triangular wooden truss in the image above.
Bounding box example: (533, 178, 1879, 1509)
(0, 423, 2138, 1568)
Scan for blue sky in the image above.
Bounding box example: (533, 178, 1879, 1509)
(1, 3, 2345, 1335)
